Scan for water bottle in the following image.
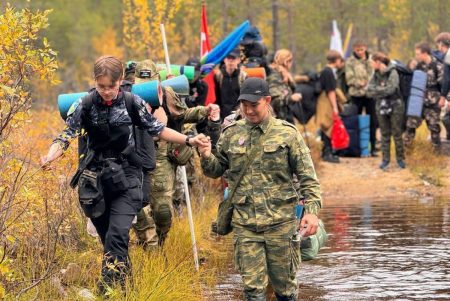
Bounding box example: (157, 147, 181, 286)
(293, 199, 305, 242)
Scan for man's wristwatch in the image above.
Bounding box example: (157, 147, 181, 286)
(185, 135, 193, 147)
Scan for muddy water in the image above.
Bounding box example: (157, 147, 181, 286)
(213, 198, 450, 300)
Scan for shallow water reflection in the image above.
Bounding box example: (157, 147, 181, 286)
(214, 198, 450, 300)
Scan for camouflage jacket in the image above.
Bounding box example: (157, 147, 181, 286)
(157, 87, 208, 157)
(345, 53, 373, 97)
(201, 116, 322, 232)
(267, 68, 296, 122)
(416, 57, 444, 105)
(366, 63, 400, 101)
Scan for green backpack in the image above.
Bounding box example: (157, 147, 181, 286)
(300, 219, 328, 261)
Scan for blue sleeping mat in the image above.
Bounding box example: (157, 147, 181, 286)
(406, 70, 427, 117)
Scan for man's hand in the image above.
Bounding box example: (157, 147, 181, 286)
(291, 93, 302, 102)
(189, 133, 210, 148)
(300, 213, 319, 237)
(439, 96, 446, 108)
(205, 104, 220, 121)
(198, 137, 212, 159)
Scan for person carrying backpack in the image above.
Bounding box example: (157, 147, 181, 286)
(133, 60, 220, 247)
(267, 49, 302, 124)
(367, 52, 405, 170)
(40, 56, 210, 293)
(435, 32, 450, 141)
(404, 42, 444, 150)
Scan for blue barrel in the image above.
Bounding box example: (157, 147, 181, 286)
(406, 70, 427, 117)
(358, 115, 370, 157)
(58, 92, 88, 120)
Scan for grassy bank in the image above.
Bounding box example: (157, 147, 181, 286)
(1, 109, 231, 300)
(405, 123, 447, 186)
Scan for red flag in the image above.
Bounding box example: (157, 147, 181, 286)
(201, 2, 216, 105)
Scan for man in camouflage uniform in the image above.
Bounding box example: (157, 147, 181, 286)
(133, 60, 220, 247)
(345, 40, 378, 156)
(199, 78, 322, 301)
(404, 42, 444, 149)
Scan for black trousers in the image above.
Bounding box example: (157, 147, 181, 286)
(352, 96, 378, 151)
(90, 164, 143, 284)
(321, 131, 332, 156)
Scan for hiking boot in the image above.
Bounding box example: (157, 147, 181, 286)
(371, 151, 378, 157)
(322, 153, 340, 163)
(379, 160, 389, 170)
(397, 160, 406, 169)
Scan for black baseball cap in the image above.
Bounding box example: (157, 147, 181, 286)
(238, 77, 270, 102)
(226, 47, 241, 59)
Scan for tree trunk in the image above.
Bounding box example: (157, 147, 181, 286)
(272, 0, 280, 52)
(438, 0, 446, 32)
(246, 0, 253, 23)
(287, 1, 296, 72)
(221, 0, 229, 38)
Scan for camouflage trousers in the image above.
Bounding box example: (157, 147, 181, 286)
(233, 222, 300, 301)
(376, 99, 405, 162)
(172, 157, 197, 215)
(404, 104, 441, 147)
(132, 204, 158, 249)
(134, 142, 176, 245)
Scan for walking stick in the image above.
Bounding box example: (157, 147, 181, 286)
(160, 23, 200, 271)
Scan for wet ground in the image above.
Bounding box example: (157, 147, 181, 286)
(213, 197, 450, 300)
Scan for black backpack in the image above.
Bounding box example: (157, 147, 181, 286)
(78, 89, 156, 172)
(392, 60, 413, 103)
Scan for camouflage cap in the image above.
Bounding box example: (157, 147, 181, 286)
(135, 59, 159, 83)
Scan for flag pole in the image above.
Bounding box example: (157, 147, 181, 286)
(160, 23, 200, 271)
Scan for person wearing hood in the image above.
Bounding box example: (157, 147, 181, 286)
(366, 52, 405, 170)
(346, 40, 378, 156)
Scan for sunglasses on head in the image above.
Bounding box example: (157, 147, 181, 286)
(139, 69, 152, 78)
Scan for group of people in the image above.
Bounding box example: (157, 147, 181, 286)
(309, 34, 450, 169)
(38, 27, 450, 301)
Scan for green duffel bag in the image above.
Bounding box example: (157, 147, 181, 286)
(300, 219, 328, 261)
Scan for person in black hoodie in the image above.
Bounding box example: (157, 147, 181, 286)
(185, 57, 209, 108)
(214, 48, 247, 120)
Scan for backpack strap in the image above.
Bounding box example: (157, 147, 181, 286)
(123, 91, 146, 153)
(123, 92, 142, 126)
(81, 92, 95, 113)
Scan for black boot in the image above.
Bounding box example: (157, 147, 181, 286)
(321, 132, 340, 163)
(98, 255, 131, 295)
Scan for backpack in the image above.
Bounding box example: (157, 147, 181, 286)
(392, 60, 413, 102)
(78, 90, 156, 172)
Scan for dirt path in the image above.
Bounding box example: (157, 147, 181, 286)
(317, 142, 450, 203)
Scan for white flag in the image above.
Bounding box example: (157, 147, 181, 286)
(330, 20, 343, 55)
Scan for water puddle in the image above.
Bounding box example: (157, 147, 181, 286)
(213, 198, 450, 300)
